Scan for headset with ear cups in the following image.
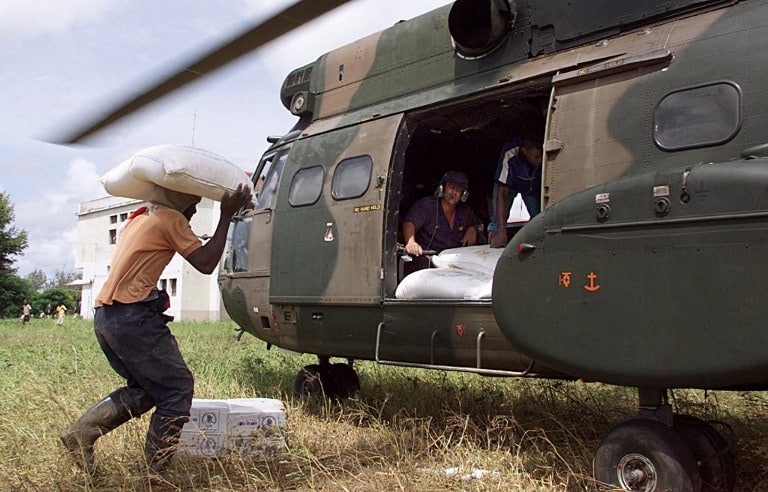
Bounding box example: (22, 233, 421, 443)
(436, 171, 469, 202)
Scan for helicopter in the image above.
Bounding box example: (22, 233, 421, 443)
(61, 0, 768, 489)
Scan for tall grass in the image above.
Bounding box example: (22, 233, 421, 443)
(1, 317, 766, 491)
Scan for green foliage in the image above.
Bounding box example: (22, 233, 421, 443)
(25, 269, 47, 293)
(34, 288, 76, 314)
(0, 272, 33, 318)
(0, 193, 29, 317)
(46, 268, 81, 290)
(0, 191, 27, 274)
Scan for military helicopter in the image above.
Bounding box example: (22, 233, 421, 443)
(61, 0, 768, 489)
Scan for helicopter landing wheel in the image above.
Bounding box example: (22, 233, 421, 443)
(595, 418, 701, 491)
(326, 362, 360, 399)
(674, 414, 735, 492)
(294, 364, 325, 398)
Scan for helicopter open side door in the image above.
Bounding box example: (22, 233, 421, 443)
(542, 49, 674, 209)
(270, 114, 402, 306)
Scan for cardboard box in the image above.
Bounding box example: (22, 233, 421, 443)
(178, 398, 286, 458)
(187, 399, 229, 432)
(179, 430, 227, 458)
(227, 398, 286, 436)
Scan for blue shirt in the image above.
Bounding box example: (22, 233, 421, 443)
(404, 197, 479, 252)
(496, 142, 542, 196)
(494, 141, 542, 217)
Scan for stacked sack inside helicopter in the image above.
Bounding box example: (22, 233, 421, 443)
(395, 245, 503, 300)
(100, 144, 253, 201)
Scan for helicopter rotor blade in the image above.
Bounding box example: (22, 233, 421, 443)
(57, 0, 352, 144)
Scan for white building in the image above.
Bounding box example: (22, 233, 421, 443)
(75, 195, 225, 321)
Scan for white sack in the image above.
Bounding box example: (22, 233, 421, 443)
(101, 144, 253, 202)
(395, 268, 493, 300)
(431, 245, 503, 275)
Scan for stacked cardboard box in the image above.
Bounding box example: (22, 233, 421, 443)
(179, 398, 286, 458)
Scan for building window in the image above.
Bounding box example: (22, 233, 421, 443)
(288, 166, 325, 207)
(109, 229, 117, 244)
(654, 81, 741, 151)
(119, 212, 128, 222)
(159, 279, 167, 291)
(170, 278, 177, 296)
(109, 214, 118, 224)
(332, 156, 372, 200)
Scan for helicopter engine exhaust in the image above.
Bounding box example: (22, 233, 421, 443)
(448, 0, 515, 59)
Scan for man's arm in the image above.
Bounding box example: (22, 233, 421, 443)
(185, 184, 252, 274)
(490, 184, 512, 248)
(402, 221, 423, 256)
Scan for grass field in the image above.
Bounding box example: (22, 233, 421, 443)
(1, 317, 767, 491)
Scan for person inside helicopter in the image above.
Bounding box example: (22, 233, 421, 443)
(401, 170, 482, 274)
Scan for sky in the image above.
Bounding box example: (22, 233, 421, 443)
(0, 0, 449, 278)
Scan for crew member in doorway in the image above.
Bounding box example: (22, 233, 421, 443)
(402, 170, 480, 259)
(490, 137, 543, 248)
(60, 185, 251, 475)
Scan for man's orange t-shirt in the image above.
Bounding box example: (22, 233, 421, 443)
(95, 207, 202, 306)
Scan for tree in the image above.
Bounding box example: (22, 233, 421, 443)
(0, 272, 34, 318)
(0, 192, 27, 274)
(46, 267, 80, 290)
(25, 269, 47, 293)
(36, 288, 75, 314)
(0, 193, 29, 317)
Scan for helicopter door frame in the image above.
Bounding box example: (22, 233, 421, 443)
(219, 146, 290, 337)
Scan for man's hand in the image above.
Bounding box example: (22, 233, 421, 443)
(490, 228, 507, 248)
(221, 184, 253, 217)
(461, 226, 477, 246)
(405, 237, 423, 256)
(185, 183, 253, 274)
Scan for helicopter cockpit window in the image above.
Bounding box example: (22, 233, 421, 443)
(255, 153, 287, 210)
(228, 216, 251, 273)
(331, 155, 372, 200)
(288, 165, 325, 206)
(654, 81, 742, 151)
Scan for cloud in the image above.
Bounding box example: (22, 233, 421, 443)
(0, 0, 118, 39)
(14, 156, 104, 276)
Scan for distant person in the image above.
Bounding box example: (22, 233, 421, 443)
(60, 185, 251, 475)
(21, 300, 31, 325)
(490, 137, 543, 248)
(56, 304, 67, 326)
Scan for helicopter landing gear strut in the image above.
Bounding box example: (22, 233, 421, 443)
(294, 356, 360, 399)
(594, 388, 735, 492)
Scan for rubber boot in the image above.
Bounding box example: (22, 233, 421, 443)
(60, 394, 133, 474)
(144, 414, 186, 473)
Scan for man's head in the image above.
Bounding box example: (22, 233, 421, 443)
(441, 171, 469, 203)
(521, 138, 543, 167)
(149, 187, 202, 219)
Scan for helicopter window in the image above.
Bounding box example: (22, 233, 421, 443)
(288, 165, 325, 206)
(229, 216, 252, 272)
(255, 153, 287, 210)
(654, 81, 742, 151)
(331, 155, 372, 200)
